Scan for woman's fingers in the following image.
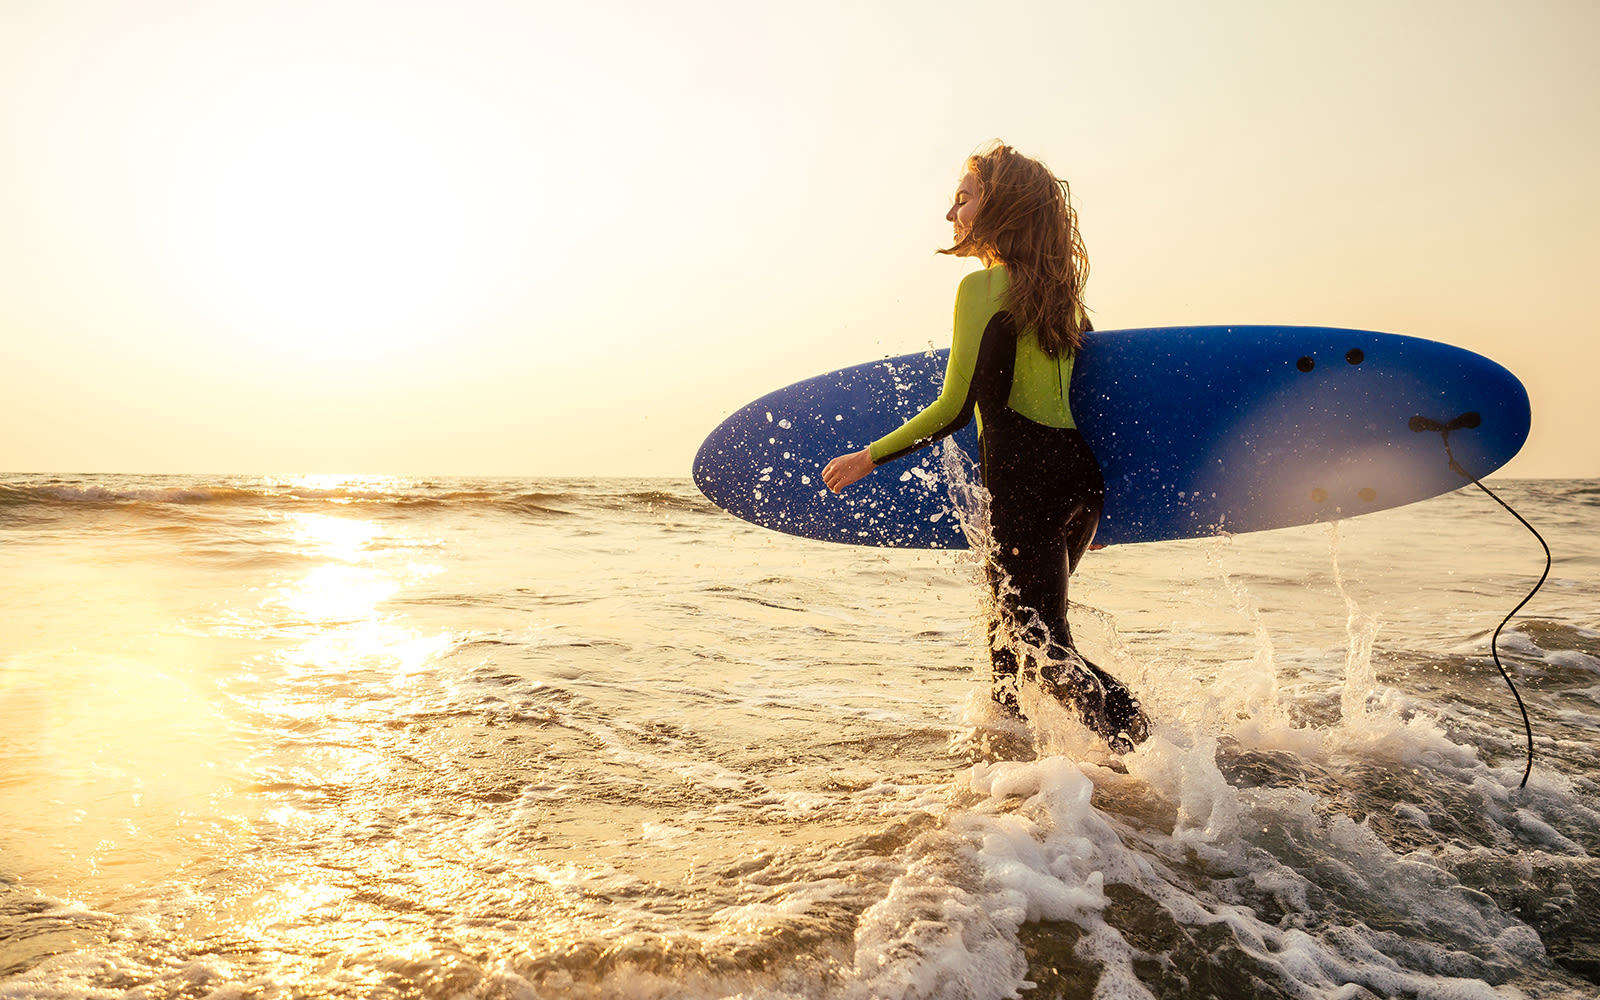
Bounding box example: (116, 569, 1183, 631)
(823, 449, 872, 493)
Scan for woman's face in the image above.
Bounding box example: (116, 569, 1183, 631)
(946, 171, 981, 241)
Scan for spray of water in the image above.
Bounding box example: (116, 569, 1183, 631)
(934, 440, 1123, 755)
(1327, 521, 1382, 728)
(1202, 535, 1285, 727)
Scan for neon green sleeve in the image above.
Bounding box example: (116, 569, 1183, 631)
(867, 268, 1009, 464)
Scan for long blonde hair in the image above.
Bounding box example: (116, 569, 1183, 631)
(941, 141, 1090, 356)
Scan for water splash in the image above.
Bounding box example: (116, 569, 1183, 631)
(1204, 535, 1285, 726)
(1328, 521, 1382, 728)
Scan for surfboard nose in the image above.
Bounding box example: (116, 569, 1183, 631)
(1170, 330, 1530, 537)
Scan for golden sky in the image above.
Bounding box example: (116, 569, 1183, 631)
(2, 0, 1595, 477)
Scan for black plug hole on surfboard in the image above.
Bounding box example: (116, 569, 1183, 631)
(1346, 348, 1365, 365)
(1296, 356, 1316, 373)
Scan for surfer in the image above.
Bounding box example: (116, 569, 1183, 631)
(821, 141, 1149, 752)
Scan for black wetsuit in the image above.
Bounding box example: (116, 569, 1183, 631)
(867, 267, 1148, 750)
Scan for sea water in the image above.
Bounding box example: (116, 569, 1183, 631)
(0, 472, 1596, 999)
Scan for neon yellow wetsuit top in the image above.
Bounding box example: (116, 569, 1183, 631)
(868, 264, 1077, 465)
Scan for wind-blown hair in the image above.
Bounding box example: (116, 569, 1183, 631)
(941, 141, 1090, 356)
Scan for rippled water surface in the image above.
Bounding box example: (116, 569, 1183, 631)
(1, 473, 1596, 998)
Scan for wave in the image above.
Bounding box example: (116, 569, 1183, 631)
(0, 481, 271, 509)
(0, 475, 717, 521)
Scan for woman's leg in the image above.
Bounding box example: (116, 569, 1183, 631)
(984, 423, 1148, 748)
(983, 557, 1021, 714)
(981, 419, 1060, 714)
(983, 417, 1083, 714)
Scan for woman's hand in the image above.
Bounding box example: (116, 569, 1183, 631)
(822, 448, 876, 493)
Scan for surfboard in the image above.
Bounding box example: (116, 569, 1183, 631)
(693, 326, 1531, 547)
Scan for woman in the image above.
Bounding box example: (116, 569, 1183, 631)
(822, 142, 1149, 752)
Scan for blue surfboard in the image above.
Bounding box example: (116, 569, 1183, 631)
(693, 326, 1531, 547)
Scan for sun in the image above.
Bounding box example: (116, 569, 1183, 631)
(195, 103, 473, 360)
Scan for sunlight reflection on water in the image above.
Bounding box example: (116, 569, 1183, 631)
(2, 476, 1595, 998)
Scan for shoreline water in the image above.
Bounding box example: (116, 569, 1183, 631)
(2, 474, 1596, 997)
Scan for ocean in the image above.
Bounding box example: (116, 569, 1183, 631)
(0, 472, 1596, 999)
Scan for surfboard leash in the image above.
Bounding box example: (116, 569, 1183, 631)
(1410, 413, 1549, 789)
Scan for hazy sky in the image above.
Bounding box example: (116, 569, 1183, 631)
(3, 0, 1595, 478)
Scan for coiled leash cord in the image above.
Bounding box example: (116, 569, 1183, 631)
(1411, 413, 1550, 788)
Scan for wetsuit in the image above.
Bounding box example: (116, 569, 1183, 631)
(869, 265, 1148, 750)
